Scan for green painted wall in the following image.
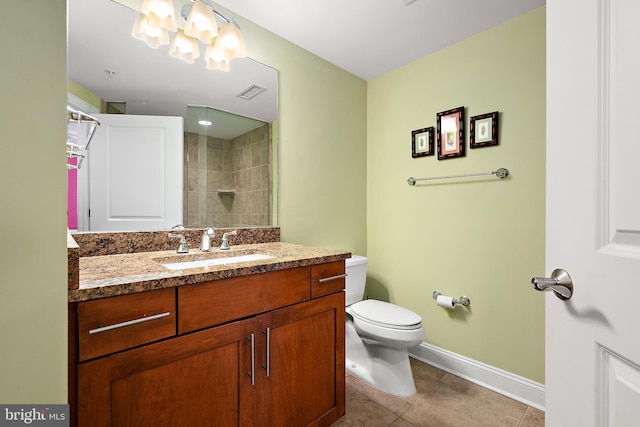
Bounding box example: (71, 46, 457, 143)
(366, 7, 546, 383)
(68, 80, 101, 109)
(0, 1, 68, 402)
(230, 10, 368, 255)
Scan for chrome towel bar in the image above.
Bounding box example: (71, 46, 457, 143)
(407, 167, 509, 186)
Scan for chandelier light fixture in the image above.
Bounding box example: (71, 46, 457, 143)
(131, 0, 246, 71)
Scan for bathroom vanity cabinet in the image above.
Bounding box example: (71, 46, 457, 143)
(68, 262, 346, 427)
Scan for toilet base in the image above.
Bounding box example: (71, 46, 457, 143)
(346, 318, 418, 396)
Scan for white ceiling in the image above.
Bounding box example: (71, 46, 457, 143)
(213, 0, 546, 80)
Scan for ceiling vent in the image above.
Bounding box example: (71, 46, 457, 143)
(237, 84, 267, 100)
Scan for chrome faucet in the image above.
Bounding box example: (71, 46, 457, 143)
(200, 227, 215, 252)
(219, 230, 237, 250)
(168, 233, 189, 253)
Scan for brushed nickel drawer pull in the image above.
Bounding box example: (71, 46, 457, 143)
(262, 327, 271, 377)
(248, 333, 255, 386)
(88, 312, 171, 335)
(317, 273, 347, 283)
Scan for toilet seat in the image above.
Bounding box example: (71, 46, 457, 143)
(350, 300, 422, 330)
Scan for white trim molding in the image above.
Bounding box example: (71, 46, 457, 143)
(410, 342, 545, 411)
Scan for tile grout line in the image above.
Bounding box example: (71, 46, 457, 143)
(516, 406, 530, 426)
(340, 361, 542, 427)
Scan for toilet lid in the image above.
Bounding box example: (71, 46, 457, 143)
(350, 300, 423, 330)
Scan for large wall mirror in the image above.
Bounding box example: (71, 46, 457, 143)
(68, 0, 278, 231)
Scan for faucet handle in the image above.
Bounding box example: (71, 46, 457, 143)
(168, 233, 189, 254)
(219, 230, 238, 250)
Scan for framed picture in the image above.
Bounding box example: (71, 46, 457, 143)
(436, 107, 465, 160)
(470, 111, 499, 148)
(411, 127, 434, 158)
(437, 106, 465, 160)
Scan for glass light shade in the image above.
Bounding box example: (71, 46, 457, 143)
(207, 59, 231, 72)
(216, 22, 246, 61)
(205, 41, 230, 71)
(184, 0, 218, 44)
(141, 0, 177, 32)
(131, 13, 170, 48)
(204, 40, 224, 62)
(169, 30, 200, 64)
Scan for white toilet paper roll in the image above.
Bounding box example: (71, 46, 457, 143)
(436, 295, 455, 309)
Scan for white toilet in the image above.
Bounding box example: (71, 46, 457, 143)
(345, 255, 425, 396)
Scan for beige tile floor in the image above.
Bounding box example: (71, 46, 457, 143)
(332, 358, 544, 427)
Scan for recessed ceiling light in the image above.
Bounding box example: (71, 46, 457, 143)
(198, 120, 212, 126)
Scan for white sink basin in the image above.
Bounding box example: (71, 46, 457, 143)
(161, 253, 273, 270)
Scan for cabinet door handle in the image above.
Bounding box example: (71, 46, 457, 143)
(317, 273, 347, 283)
(248, 333, 255, 386)
(88, 312, 171, 335)
(262, 327, 271, 377)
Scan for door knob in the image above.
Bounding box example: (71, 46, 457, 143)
(531, 269, 573, 300)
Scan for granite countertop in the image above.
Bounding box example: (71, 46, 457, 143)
(69, 242, 351, 303)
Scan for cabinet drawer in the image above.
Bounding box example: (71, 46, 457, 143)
(311, 261, 346, 298)
(77, 288, 176, 362)
(178, 267, 310, 334)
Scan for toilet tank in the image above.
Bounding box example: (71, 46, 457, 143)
(345, 255, 368, 306)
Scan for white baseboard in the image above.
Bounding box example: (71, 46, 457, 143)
(409, 342, 545, 411)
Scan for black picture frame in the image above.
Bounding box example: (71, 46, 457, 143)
(470, 111, 499, 148)
(411, 127, 434, 158)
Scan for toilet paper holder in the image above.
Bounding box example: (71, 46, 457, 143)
(432, 291, 470, 307)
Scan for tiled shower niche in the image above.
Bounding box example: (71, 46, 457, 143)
(184, 123, 272, 228)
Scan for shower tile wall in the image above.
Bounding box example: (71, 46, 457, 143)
(228, 124, 272, 227)
(184, 123, 272, 228)
(184, 131, 208, 228)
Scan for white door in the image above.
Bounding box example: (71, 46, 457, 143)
(545, 1, 640, 426)
(86, 114, 183, 231)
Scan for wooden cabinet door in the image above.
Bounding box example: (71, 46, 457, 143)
(258, 292, 345, 427)
(78, 318, 257, 427)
